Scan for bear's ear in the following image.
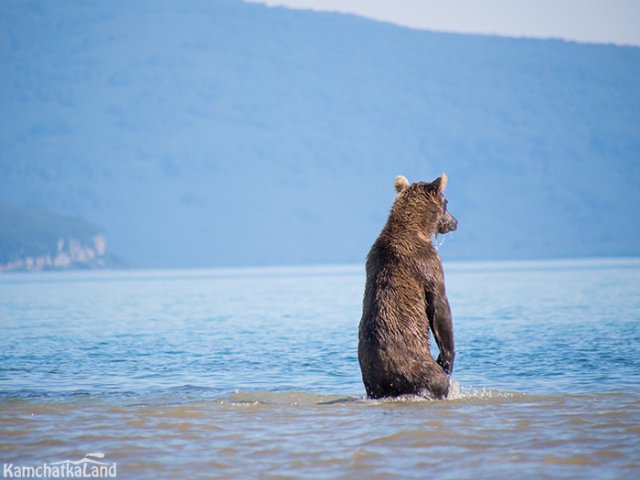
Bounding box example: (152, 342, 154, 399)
(432, 173, 448, 193)
(394, 176, 410, 193)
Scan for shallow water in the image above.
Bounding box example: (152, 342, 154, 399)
(1, 259, 639, 478)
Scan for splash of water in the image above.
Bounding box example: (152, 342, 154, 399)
(434, 234, 446, 250)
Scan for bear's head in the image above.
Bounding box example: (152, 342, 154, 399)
(392, 174, 458, 236)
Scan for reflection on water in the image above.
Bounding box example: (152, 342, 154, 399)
(1, 259, 639, 478)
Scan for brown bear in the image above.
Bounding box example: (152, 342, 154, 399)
(358, 174, 457, 399)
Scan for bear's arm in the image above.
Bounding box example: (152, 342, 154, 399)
(426, 290, 455, 375)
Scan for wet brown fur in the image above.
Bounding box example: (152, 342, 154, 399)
(358, 175, 456, 399)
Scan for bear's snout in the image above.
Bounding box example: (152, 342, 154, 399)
(438, 212, 458, 234)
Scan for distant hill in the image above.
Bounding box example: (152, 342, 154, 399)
(0, 205, 115, 272)
(0, 0, 638, 268)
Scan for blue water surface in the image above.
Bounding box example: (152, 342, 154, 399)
(1, 258, 639, 401)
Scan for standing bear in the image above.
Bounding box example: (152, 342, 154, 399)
(358, 174, 457, 399)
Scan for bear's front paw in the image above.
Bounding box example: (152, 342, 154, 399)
(436, 354, 451, 375)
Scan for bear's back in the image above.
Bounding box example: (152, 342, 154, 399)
(358, 239, 443, 397)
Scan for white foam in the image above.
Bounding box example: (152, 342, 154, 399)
(446, 381, 523, 400)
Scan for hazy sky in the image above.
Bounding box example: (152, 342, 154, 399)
(249, 0, 640, 46)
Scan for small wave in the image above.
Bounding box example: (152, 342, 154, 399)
(214, 383, 523, 408)
(216, 390, 360, 407)
(0, 383, 525, 411)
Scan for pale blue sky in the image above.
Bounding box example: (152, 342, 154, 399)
(249, 0, 640, 46)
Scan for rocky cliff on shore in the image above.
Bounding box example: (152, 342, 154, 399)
(0, 205, 118, 272)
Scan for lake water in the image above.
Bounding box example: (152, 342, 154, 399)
(1, 259, 639, 479)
